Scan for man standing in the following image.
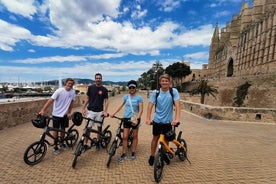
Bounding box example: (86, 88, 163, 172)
(39, 78, 76, 155)
(145, 74, 180, 166)
(82, 73, 109, 151)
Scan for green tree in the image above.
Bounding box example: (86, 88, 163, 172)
(165, 62, 191, 87)
(190, 79, 218, 104)
(137, 61, 164, 90)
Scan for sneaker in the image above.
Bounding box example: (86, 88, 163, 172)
(148, 155, 154, 166)
(117, 154, 127, 162)
(95, 142, 100, 151)
(60, 144, 69, 151)
(53, 147, 60, 155)
(82, 144, 89, 153)
(131, 152, 136, 161)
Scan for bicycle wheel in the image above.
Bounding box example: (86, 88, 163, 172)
(154, 151, 164, 183)
(127, 130, 133, 148)
(177, 139, 187, 161)
(72, 141, 83, 169)
(100, 130, 112, 148)
(66, 129, 79, 147)
(106, 140, 117, 168)
(23, 141, 47, 165)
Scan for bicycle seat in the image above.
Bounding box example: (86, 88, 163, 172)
(32, 114, 47, 128)
(72, 112, 83, 126)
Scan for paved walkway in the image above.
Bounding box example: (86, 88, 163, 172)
(0, 93, 276, 184)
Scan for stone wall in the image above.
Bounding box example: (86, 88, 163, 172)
(181, 100, 276, 124)
(0, 95, 85, 130)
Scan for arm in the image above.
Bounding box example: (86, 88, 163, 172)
(103, 98, 109, 117)
(146, 102, 154, 125)
(172, 99, 180, 125)
(67, 100, 74, 118)
(110, 101, 125, 118)
(137, 102, 143, 119)
(39, 98, 54, 115)
(82, 95, 89, 116)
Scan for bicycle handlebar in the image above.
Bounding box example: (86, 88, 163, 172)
(110, 115, 133, 124)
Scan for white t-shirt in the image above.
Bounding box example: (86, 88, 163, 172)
(51, 88, 76, 117)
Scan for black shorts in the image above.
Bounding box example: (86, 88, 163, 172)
(53, 115, 69, 130)
(152, 122, 172, 136)
(123, 118, 141, 129)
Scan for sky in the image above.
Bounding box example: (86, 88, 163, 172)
(0, 0, 253, 83)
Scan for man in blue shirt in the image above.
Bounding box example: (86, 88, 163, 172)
(145, 74, 180, 166)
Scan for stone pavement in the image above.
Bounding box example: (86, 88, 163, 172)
(0, 93, 276, 184)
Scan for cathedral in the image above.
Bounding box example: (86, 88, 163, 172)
(207, 0, 275, 79)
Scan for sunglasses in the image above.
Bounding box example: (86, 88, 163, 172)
(129, 86, 136, 89)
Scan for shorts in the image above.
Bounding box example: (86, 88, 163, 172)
(123, 118, 141, 129)
(152, 122, 172, 136)
(52, 115, 69, 130)
(87, 110, 104, 127)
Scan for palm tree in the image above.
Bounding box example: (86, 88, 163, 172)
(190, 79, 218, 104)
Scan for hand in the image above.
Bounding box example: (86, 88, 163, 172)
(132, 119, 138, 126)
(145, 119, 151, 125)
(171, 121, 180, 126)
(103, 111, 108, 117)
(39, 110, 45, 115)
(109, 113, 114, 118)
(82, 109, 86, 116)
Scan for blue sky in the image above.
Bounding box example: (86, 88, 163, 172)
(0, 0, 252, 83)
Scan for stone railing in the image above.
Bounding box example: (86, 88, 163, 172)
(181, 100, 276, 124)
(0, 95, 85, 130)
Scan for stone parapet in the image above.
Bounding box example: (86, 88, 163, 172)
(0, 95, 85, 130)
(181, 100, 276, 124)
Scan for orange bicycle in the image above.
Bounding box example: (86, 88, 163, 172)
(153, 122, 190, 183)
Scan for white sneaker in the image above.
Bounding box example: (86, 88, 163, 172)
(53, 148, 60, 155)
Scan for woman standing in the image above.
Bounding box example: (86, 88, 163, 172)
(110, 80, 143, 162)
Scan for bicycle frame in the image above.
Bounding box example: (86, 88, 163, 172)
(41, 123, 76, 146)
(24, 115, 79, 165)
(80, 116, 110, 144)
(158, 130, 187, 156)
(153, 123, 189, 183)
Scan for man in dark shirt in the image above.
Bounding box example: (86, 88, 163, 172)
(82, 73, 109, 150)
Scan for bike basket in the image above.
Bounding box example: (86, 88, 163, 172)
(164, 130, 176, 141)
(32, 115, 47, 128)
(71, 111, 83, 126)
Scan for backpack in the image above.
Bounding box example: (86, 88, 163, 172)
(155, 88, 174, 109)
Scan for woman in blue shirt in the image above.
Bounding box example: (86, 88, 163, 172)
(110, 80, 143, 162)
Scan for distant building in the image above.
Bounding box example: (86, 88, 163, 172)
(207, 0, 276, 79)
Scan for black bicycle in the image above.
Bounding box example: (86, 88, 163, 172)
(106, 115, 134, 168)
(23, 114, 80, 165)
(71, 112, 112, 169)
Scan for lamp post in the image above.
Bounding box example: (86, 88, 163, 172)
(155, 69, 159, 90)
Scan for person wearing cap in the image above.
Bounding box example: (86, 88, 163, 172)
(110, 80, 143, 162)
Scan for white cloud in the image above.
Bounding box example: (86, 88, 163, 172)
(0, 19, 32, 51)
(0, 0, 37, 19)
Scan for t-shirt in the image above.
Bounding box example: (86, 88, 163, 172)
(123, 94, 143, 118)
(149, 88, 179, 124)
(86, 84, 108, 112)
(51, 88, 76, 117)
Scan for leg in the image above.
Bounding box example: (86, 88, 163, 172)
(122, 128, 130, 154)
(131, 128, 138, 153)
(151, 135, 159, 156)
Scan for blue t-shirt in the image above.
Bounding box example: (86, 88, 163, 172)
(123, 94, 143, 118)
(149, 88, 179, 124)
